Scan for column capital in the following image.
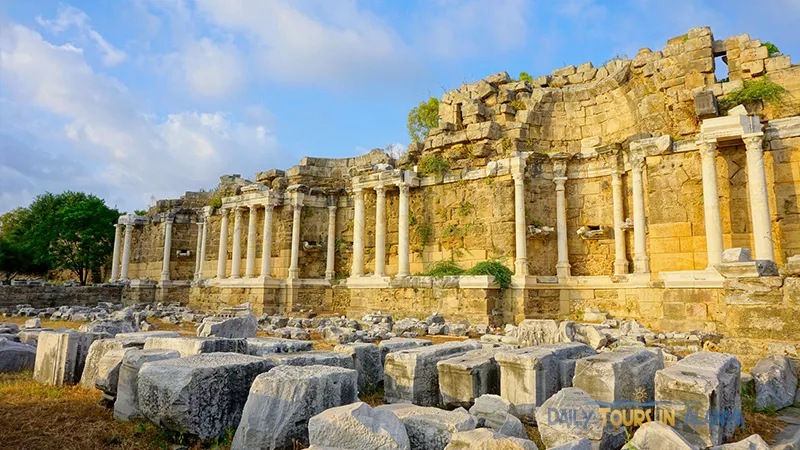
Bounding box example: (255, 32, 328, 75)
(396, 181, 410, 194)
(696, 138, 718, 157)
(629, 148, 646, 172)
(512, 171, 525, 185)
(553, 176, 567, 190)
(248, 204, 257, 212)
(328, 205, 337, 213)
(742, 132, 765, 152)
(234, 207, 243, 217)
(219, 206, 230, 215)
(374, 184, 386, 195)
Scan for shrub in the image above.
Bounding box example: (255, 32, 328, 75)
(209, 197, 222, 208)
(418, 155, 450, 178)
(518, 71, 533, 83)
(423, 260, 465, 277)
(133, 209, 147, 216)
(510, 99, 526, 110)
(718, 76, 787, 113)
(763, 41, 780, 55)
(466, 260, 513, 289)
(407, 97, 440, 142)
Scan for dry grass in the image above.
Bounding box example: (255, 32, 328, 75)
(2, 316, 84, 331)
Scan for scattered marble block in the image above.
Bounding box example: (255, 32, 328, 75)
(715, 260, 779, 278)
(246, 337, 314, 355)
(535, 387, 625, 450)
(231, 364, 358, 450)
(378, 338, 433, 364)
(138, 352, 273, 439)
(114, 331, 180, 343)
(113, 349, 180, 421)
(308, 402, 410, 450)
(468, 395, 526, 439)
(573, 346, 664, 404)
(142, 336, 247, 357)
(23, 317, 41, 329)
(33, 330, 95, 385)
(495, 342, 595, 416)
(751, 355, 798, 411)
(517, 319, 560, 347)
(16, 328, 54, 346)
(334, 342, 383, 391)
(655, 351, 742, 448)
(81, 336, 165, 390)
(377, 403, 476, 450)
(444, 428, 539, 449)
(95, 347, 130, 402)
(437, 349, 500, 406)
(0, 339, 36, 373)
(708, 434, 769, 449)
(264, 351, 355, 370)
(385, 340, 482, 406)
(197, 313, 258, 339)
(625, 422, 697, 449)
(547, 438, 592, 450)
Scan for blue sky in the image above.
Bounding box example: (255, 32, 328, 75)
(1, 0, 798, 214)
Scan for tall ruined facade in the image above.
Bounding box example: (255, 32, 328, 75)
(114, 28, 800, 363)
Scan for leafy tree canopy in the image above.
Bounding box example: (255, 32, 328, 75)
(0, 192, 120, 284)
(407, 97, 440, 143)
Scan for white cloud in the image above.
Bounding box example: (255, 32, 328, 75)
(0, 22, 281, 213)
(195, 0, 420, 89)
(180, 37, 245, 98)
(37, 5, 128, 66)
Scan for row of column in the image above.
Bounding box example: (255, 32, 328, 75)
(350, 181, 411, 278)
(110, 223, 132, 281)
(698, 133, 774, 265)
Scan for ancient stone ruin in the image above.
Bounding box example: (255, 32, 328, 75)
(2, 26, 800, 450)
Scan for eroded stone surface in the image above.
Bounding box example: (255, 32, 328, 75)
(231, 365, 358, 450)
(0, 339, 36, 373)
(246, 337, 314, 355)
(437, 349, 500, 406)
(624, 422, 697, 449)
(378, 338, 433, 364)
(264, 351, 355, 370)
(308, 402, 410, 450)
(33, 330, 95, 385)
(113, 348, 181, 421)
(334, 342, 383, 391)
(142, 336, 247, 357)
(751, 355, 798, 411)
(573, 346, 664, 404)
(444, 428, 538, 449)
(534, 387, 625, 450)
(376, 403, 476, 450)
(197, 313, 258, 339)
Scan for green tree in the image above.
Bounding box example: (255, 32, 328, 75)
(0, 208, 47, 281)
(407, 97, 440, 142)
(518, 72, 533, 83)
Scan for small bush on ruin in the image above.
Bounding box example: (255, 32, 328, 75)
(510, 99, 526, 111)
(422, 260, 465, 277)
(763, 41, 780, 55)
(418, 155, 450, 178)
(407, 97, 440, 142)
(465, 260, 513, 289)
(518, 71, 533, 83)
(718, 76, 788, 114)
(133, 209, 147, 216)
(210, 196, 223, 208)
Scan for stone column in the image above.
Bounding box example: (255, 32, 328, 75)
(245, 205, 258, 278)
(374, 185, 387, 277)
(160, 217, 173, 282)
(397, 182, 411, 277)
(630, 149, 650, 274)
(611, 166, 629, 275)
(289, 195, 303, 279)
(231, 207, 243, 278)
(513, 171, 528, 276)
(194, 221, 203, 280)
(552, 154, 571, 278)
(698, 139, 724, 268)
(351, 187, 365, 277)
(743, 133, 775, 261)
(216, 208, 230, 279)
(120, 224, 132, 280)
(198, 217, 208, 280)
(110, 223, 122, 281)
(261, 203, 274, 278)
(325, 204, 337, 280)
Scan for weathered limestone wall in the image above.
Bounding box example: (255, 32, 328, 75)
(0, 284, 123, 309)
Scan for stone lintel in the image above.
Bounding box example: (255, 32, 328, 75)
(715, 260, 779, 278)
(700, 114, 762, 141)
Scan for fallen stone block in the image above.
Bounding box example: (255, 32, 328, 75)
(231, 364, 358, 450)
(23, 317, 41, 329)
(444, 428, 538, 449)
(378, 337, 433, 364)
(113, 349, 180, 421)
(334, 342, 383, 391)
(142, 336, 247, 356)
(535, 387, 625, 450)
(246, 337, 314, 355)
(385, 340, 482, 406)
(95, 347, 130, 403)
(0, 339, 36, 373)
(197, 313, 258, 338)
(80, 332, 178, 389)
(625, 422, 697, 449)
(517, 319, 560, 347)
(573, 346, 664, 404)
(548, 438, 592, 450)
(16, 328, 54, 346)
(377, 403, 476, 450)
(572, 323, 608, 349)
(308, 402, 410, 450)
(138, 352, 273, 439)
(469, 395, 526, 439)
(709, 434, 769, 449)
(655, 351, 742, 448)
(751, 355, 798, 411)
(33, 330, 95, 385)
(264, 351, 355, 370)
(495, 342, 595, 416)
(437, 349, 500, 406)
(79, 320, 136, 336)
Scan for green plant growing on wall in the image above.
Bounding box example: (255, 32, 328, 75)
(335, 237, 349, 253)
(442, 224, 461, 239)
(423, 260, 465, 277)
(209, 196, 222, 208)
(465, 260, 513, 289)
(718, 76, 788, 113)
(303, 206, 314, 218)
(456, 201, 473, 217)
(763, 41, 780, 54)
(133, 209, 147, 216)
(530, 219, 544, 228)
(407, 97, 440, 142)
(518, 72, 533, 83)
(414, 223, 433, 244)
(511, 99, 526, 111)
(418, 155, 450, 179)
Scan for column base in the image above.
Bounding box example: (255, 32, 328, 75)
(633, 256, 650, 274)
(288, 269, 299, 279)
(556, 262, 571, 279)
(325, 271, 335, 280)
(514, 259, 528, 277)
(613, 260, 629, 276)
